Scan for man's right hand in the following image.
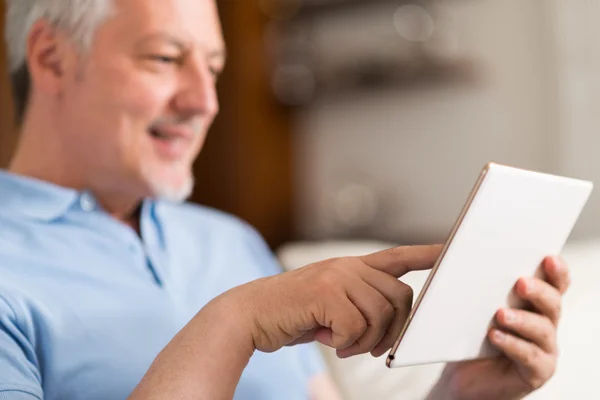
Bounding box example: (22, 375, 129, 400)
(130, 245, 442, 400)
(229, 245, 443, 359)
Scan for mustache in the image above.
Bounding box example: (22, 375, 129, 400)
(149, 117, 203, 136)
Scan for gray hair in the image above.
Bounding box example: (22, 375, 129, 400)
(4, 0, 114, 124)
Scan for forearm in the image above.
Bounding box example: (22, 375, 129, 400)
(128, 294, 255, 400)
(425, 363, 529, 400)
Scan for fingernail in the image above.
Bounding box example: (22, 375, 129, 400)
(493, 330, 505, 342)
(525, 278, 535, 293)
(503, 310, 516, 323)
(371, 349, 384, 358)
(553, 256, 563, 271)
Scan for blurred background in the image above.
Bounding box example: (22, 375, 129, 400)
(1, 0, 599, 250)
(1, 1, 599, 398)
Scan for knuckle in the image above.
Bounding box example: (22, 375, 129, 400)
(554, 301, 562, 321)
(384, 246, 410, 262)
(525, 346, 544, 367)
(333, 256, 365, 275)
(337, 256, 358, 267)
(337, 318, 367, 349)
(396, 281, 414, 305)
(406, 285, 414, 302)
(527, 361, 555, 392)
(380, 301, 395, 323)
(399, 280, 414, 295)
(387, 246, 408, 257)
(314, 257, 340, 269)
(351, 316, 368, 339)
(540, 328, 552, 345)
(528, 287, 541, 301)
(316, 268, 341, 290)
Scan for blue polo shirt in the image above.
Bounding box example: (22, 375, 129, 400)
(0, 170, 325, 400)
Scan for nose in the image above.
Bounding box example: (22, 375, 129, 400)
(172, 58, 219, 119)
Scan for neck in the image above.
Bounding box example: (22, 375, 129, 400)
(10, 111, 76, 188)
(9, 113, 144, 231)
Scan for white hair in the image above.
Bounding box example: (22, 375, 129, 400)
(4, 0, 115, 73)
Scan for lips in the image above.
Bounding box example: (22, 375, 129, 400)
(148, 125, 194, 141)
(147, 124, 196, 160)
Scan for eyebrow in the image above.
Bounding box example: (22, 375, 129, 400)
(138, 32, 227, 63)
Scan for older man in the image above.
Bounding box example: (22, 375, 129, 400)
(0, 1, 569, 399)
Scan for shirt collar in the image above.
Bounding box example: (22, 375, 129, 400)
(0, 170, 80, 221)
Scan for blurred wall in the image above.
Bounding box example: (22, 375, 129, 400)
(293, 0, 597, 244)
(550, 0, 600, 240)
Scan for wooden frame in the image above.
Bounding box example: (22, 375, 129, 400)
(0, 0, 17, 168)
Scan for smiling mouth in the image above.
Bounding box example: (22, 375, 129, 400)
(149, 127, 167, 139)
(148, 125, 195, 141)
(149, 127, 179, 140)
(147, 124, 198, 160)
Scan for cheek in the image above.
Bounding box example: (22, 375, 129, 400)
(90, 69, 176, 158)
(111, 73, 175, 122)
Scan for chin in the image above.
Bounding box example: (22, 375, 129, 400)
(141, 163, 195, 203)
(150, 176, 195, 203)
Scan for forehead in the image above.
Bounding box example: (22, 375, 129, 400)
(99, 0, 224, 52)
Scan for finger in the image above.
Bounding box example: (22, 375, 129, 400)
(516, 277, 562, 325)
(336, 277, 395, 358)
(314, 296, 368, 351)
(496, 309, 557, 354)
(351, 266, 413, 357)
(489, 329, 555, 388)
(370, 283, 412, 358)
(542, 256, 571, 295)
(360, 245, 443, 278)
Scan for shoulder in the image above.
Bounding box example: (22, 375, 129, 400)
(155, 201, 281, 276)
(0, 287, 35, 343)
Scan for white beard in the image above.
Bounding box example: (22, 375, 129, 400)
(151, 175, 194, 203)
(142, 163, 195, 203)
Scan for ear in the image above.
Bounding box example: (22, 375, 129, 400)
(26, 19, 78, 97)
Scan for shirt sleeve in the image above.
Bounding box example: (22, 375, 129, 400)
(241, 222, 285, 276)
(295, 343, 328, 379)
(0, 296, 43, 400)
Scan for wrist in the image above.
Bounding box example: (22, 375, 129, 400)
(428, 364, 527, 400)
(130, 290, 257, 400)
(196, 287, 258, 357)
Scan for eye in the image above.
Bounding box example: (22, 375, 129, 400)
(149, 55, 180, 65)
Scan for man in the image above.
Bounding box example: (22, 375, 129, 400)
(0, 1, 569, 399)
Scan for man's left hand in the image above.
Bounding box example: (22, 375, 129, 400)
(429, 256, 570, 400)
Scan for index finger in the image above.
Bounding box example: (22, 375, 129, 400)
(360, 245, 443, 277)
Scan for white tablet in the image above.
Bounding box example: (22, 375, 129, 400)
(387, 163, 593, 368)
